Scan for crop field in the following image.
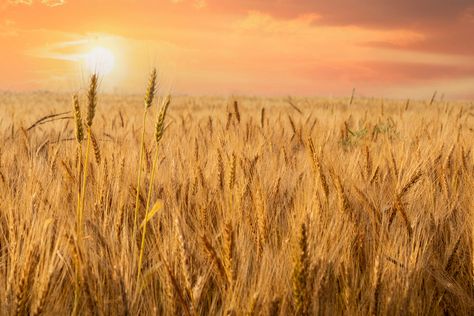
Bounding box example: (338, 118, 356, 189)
(0, 74, 473, 315)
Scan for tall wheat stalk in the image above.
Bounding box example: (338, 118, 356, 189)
(133, 68, 157, 237)
(78, 74, 98, 239)
(137, 95, 170, 283)
(72, 94, 84, 315)
(72, 94, 84, 232)
(73, 73, 98, 315)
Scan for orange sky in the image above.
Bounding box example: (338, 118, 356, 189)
(1, 0, 473, 98)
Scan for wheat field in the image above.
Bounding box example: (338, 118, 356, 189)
(0, 73, 473, 315)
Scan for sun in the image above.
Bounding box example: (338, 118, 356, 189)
(84, 47, 115, 75)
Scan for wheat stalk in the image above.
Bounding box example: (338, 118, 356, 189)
(306, 138, 329, 200)
(78, 73, 99, 238)
(90, 132, 101, 165)
(201, 235, 228, 286)
(217, 150, 225, 190)
(85, 74, 98, 128)
(228, 153, 236, 190)
(223, 221, 235, 288)
(292, 222, 310, 316)
(137, 95, 170, 283)
(73, 95, 84, 144)
(133, 68, 158, 237)
(233, 100, 241, 123)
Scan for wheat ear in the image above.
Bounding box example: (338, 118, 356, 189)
(292, 222, 310, 316)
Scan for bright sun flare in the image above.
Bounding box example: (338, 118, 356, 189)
(84, 47, 115, 75)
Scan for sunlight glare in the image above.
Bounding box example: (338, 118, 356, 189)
(84, 47, 115, 75)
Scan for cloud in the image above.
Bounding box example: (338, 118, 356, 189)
(347, 61, 474, 84)
(170, 0, 207, 9)
(194, 0, 206, 9)
(202, 1, 474, 56)
(41, 0, 66, 7)
(8, 0, 66, 6)
(27, 38, 90, 61)
(204, 0, 473, 27)
(235, 11, 320, 34)
(8, 0, 33, 4)
(462, 6, 474, 22)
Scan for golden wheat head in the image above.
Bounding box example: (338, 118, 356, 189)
(155, 95, 171, 144)
(86, 74, 98, 128)
(72, 94, 84, 143)
(144, 68, 158, 110)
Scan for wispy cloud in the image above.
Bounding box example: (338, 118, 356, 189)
(8, 0, 33, 5)
(41, 0, 66, 7)
(463, 6, 474, 22)
(27, 38, 89, 61)
(170, 0, 207, 9)
(8, 0, 66, 7)
(194, 0, 206, 9)
(206, 1, 474, 56)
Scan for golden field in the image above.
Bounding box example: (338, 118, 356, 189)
(0, 75, 473, 315)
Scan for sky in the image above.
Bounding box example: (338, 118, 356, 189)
(1, 0, 473, 98)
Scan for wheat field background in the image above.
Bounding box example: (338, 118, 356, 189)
(0, 74, 473, 315)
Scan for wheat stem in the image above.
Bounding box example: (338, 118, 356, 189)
(79, 128, 92, 238)
(137, 142, 159, 283)
(133, 110, 148, 238)
(133, 69, 158, 237)
(137, 95, 170, 285)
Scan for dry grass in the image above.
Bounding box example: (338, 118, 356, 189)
(0, 82, 473, 315)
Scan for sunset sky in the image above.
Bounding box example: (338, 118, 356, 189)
(1, 0, 473, 98)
